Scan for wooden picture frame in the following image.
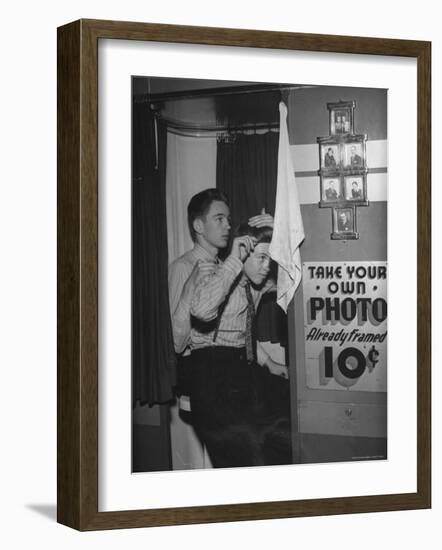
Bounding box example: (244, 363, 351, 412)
(57, 18, 431, 531)
(343, 136, 367, 170)
(331, 205, 359, 240)
(344, 174, 368, 205)
(328, 100, 355, 135)
(319, 140, 342, 172)
(321, 175, 344, 204)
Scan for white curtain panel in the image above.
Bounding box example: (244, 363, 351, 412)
(165, 130, 217, 469)
(166, 132, 218, 263)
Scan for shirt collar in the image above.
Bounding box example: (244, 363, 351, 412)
(238, 273, 249, 287)
(192, 243, 218, 263)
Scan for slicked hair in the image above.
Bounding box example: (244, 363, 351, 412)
(235, 223, 273, 244)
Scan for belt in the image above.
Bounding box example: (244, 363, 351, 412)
(191, 346, 248, 362)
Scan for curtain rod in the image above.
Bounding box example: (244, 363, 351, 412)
(166, 126, 280, 138)
(157, 114, 280, 134)
(134, 83, 311, 104)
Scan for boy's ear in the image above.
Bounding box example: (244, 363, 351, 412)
(193, 217, 204, 236)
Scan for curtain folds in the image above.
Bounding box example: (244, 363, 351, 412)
(166, 133, 218, 263)
(216, 131, 287, 345)
(217, 132, 278, 226)
(132, 102, 177, 405)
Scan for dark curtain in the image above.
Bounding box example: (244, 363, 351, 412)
(217, 131, 287, 345)
(132, 100, 177, 405)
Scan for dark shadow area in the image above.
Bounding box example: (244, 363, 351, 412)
(25, 504, 57, 521)
(296, 433, 387, 463)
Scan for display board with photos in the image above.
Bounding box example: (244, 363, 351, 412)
(317, 101, 369, 239)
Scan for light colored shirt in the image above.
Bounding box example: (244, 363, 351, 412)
(190, 255, 274, 365)
(168, 244, 273, 365)
(168, 243, 217, 354)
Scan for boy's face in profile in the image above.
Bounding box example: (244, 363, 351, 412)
(195, 200, 231, 249)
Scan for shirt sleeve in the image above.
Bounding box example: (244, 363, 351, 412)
(171, 300, 192, 354)
(255, 280, 276, 365)
(256, 342, 270, 366)
(168, 260, 192, 354)
(263, 277, 277, 294)
(190, 255, 243, 322)
(169, 260, 190, 314)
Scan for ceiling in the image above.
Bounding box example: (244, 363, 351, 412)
(133, 76, 299, 130)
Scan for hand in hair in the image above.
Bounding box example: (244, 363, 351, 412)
(248, 208, 274, 229)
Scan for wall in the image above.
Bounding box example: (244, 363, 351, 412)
(286, 86, 387, 453)
(288, 85, 388, 145)
(2, 1, 440, 550)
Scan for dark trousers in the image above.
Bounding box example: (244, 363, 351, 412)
(188, 347, 292, 469)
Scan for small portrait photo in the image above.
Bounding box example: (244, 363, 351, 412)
(321, 144, 339, 170)
(322, 177, 342, 202)
(344, 142, 364, 168)
(331, 109, 351, 135)
(335, 207, 354, 233)
(345, 175, 365, 201)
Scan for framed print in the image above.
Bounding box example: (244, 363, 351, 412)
(344, 174, 368, 204)
(321, 176, 343, 203)
(343, 137, 367, 169)
(57, 19, 431, 531)
(335, 206, 355, 233)
(320, 142, 341, 171)
(328, 100, 355, 135)
(331, 205, 359, 239)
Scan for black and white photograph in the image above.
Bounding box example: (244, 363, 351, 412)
(328, 100, 355, 136)
(344, 141, 365, 168)
(344, 174, 367, 202)
(3, 2, 433, 544)
(332, 110, 350, 134)
(132, 77, 387, 473)
(321, 143, 340, 170)
(331, 205, 360, 240)
(335, 206, 354, 232)
(322, 176, 343, 202)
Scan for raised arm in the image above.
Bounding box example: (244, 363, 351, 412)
(190, 235, 256, 321)
(190, 256, 243, 322)
(169, 259, 218, 353)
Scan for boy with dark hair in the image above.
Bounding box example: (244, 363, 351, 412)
(186, 222, 290, 468)
(187, 188, 230, 243)
(169, 189, 232, 355)
(169, 189, 273, 354)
